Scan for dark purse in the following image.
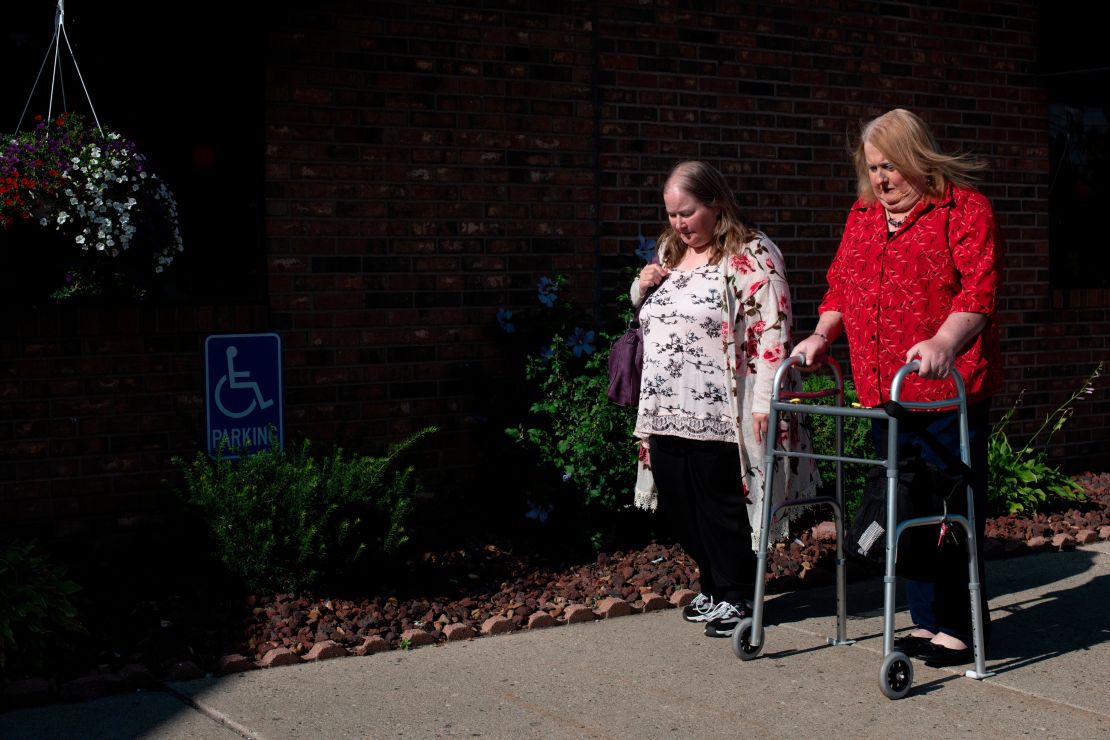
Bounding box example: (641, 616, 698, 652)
(607, 288, 654, 407)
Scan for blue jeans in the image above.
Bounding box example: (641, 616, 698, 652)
(870, 400, 991, 644)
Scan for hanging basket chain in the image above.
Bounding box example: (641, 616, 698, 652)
(16, 0, 103, 134)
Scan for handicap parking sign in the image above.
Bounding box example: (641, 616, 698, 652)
(204, 333, 284, 458)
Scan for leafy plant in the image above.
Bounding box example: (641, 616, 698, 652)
(800, 372, 872, 521)
(0, 541, 85, 676)
(504, 272, 639, 515)
(0, 112, 182, 301)
(507, 334, 638, 511)
(173, 428, 435, 593)
(988, 363, 1101, 515)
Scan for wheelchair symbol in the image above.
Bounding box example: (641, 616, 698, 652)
(214, 345, 275, 419)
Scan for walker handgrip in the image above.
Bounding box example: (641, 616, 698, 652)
(781, 354, 806, 371)
(773, 354, 844, 405)
(891, 360, 966, 404)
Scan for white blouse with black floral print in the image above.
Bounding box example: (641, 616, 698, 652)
(630, 232, 820, 547)
(635, 264, 734, 443)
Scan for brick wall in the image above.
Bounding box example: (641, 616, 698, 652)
(3, 0, 1106, 542)
(1, 306, 271, 542)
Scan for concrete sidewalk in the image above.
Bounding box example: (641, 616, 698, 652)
(3, 541, 1108, 739)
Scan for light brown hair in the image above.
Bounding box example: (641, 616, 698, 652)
(657, 161, 755, 267)
(853, 108, 987, 203)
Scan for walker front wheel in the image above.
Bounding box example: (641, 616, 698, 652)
(879, 651, 913, 699)
(731, 618, 764, 661)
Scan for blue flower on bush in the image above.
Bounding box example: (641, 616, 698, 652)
(524, 498, 553, 523)
(565, 327, 595, 357)
(538, 344, 557, 362)
(636, 234, 657, 263)
(537, 276, 559, 308)
(496, 307, 516, 333)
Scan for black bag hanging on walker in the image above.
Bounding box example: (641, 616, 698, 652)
(847, 454, 967, 580)
(848, 398, 974, 577)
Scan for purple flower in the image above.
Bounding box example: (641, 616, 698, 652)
(537, 276, 558, 308)
(565, 327, 595, 357)
(635, 234, 657, 263)
(496, 307, 516, 334)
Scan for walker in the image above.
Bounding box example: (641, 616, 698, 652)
(730, 355, 993, 700)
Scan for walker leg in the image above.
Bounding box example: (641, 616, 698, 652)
(749, 544, 768, 649)
(965, 547, 994, 679)
(827, 517, 854, 646)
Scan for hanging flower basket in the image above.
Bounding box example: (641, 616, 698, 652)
(0, 112, 183, 303)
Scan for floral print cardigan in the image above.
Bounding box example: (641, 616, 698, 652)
(632, 232, 820, 549)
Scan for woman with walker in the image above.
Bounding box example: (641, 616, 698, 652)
(793, 108, 1003, 667)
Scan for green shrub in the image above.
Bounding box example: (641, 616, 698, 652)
(800, 372, 873, 521)
(988, 363, 1100, 515)
(0, 541, 85, 676)
(502, 269, 642, 518)
(506, 331, 638, 511)
(173, 428, 435, 593)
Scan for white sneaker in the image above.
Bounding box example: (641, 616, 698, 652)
(681, 593, 715, 623)
(703, 601, 748, 638)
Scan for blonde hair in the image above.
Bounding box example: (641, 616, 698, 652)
(853, 108, 987, 203)
(657, 161, 755, 267)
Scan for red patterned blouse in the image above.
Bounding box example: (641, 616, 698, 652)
(819, 184, 1003, 407)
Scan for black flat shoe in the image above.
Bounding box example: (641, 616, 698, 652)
(893, 635, 933, 656)
(918, 643, 974, 667)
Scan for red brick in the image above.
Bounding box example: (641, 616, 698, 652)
(354, 636, 391, 656)
(670, 589, 697, 608)
(641, 593, 669, 613)
(443, 623, 476, 641)
(216, 654, 259, 674)
(563, 604, 596, 624)
(596, 597, 633, 619)
(481, 616, 514, 635)
(527, 612, 558, 630)
(400, 629, 436, 647)
(305, 639, 350, 661)
(260, 648, 304, 668)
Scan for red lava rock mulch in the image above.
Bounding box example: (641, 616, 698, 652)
(3, 472, 1108, 709)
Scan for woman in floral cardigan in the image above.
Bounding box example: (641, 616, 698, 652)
(632, 161, 818, 638)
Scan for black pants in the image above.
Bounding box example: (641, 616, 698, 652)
(649, 434, 755, 605)
(870, 400, 991, 644)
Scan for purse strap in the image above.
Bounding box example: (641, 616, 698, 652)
(629, 284, 656, 330)
(629, 255, 664, 329)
